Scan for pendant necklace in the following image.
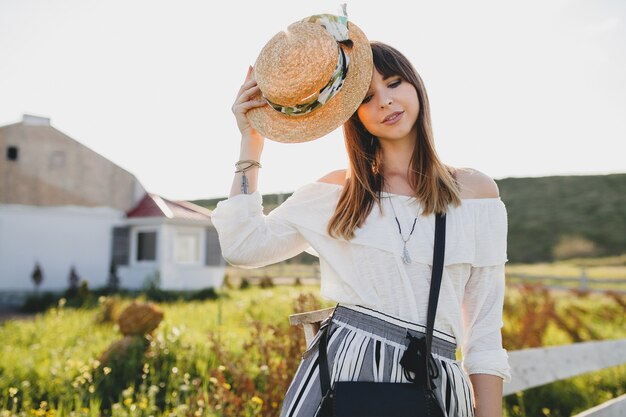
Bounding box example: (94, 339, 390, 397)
(387, 195, 420, 265)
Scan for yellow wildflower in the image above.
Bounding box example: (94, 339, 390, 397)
(251, 396, 263, 405)
(222, 383, 231, 390)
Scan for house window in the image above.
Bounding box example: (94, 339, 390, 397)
(137, 231, 157, 261)
(175, 232, 200, 264)
(6, 146, 18, 161)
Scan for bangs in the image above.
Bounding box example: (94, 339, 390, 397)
(372, 43, 407, 79)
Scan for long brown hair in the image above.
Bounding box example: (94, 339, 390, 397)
(328, 41, 462, 240)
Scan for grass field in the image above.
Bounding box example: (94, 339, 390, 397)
(1, 265, 625, 417)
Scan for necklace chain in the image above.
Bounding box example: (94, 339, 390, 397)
(387, 195, 420, 265)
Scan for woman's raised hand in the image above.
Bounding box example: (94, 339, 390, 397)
(232, 65, 267, 142)
(228, 66, 265, 197)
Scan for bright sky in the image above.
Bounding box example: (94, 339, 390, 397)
(1, 0, 624, 201)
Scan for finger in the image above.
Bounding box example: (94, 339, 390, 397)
(240, 78, 258, 91)
(236, 78, 258, 97)
(236, 66, 254, 94)
(235, 84, 261, 105)
(243, 99, 267, 110)
(245, 65, 253, 81)
(234, 98, 267, 113)
(235, 98, 267, 113)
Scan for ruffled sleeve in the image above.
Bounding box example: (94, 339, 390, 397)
(444, 197, 509, 266)
(459, 199, 512, 383)
(461, 264, 512, 382)
(210, 190, 312, 269)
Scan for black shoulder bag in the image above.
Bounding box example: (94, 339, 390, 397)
(315, 212, 447, 417)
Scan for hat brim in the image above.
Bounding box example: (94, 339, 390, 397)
(247, 21, 373, 144)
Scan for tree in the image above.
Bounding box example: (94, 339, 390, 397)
(67, 265, 80, 298)
(31, 262, 44, 293)
(107, 259, 120, 292)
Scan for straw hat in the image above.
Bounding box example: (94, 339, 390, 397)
(247, 13, 373, 143)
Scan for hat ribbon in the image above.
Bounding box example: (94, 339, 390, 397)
(265, 13, 352, 116)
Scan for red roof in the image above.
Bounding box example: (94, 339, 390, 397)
(126, 193, 212, 220)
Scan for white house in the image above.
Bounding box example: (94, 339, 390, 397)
(0, 114, 225, 305)
(114, 192, 225, 290)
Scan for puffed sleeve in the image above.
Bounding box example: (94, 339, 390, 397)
(461, 263, 512, 383)
(210, 190, 311, 269)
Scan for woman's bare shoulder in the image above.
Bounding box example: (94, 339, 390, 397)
(314, 167, 498, 198)
(453, 167, 500, 199)
(316, 169, 348, 186)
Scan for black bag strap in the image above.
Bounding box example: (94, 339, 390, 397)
(318, 212, 446, 394)
(318, 303, 338, 396)
(424, 211, 446, 390)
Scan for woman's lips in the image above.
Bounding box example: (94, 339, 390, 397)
(382, 111, 404, 125)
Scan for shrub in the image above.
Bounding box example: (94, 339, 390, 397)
(259, 276, 274, 288)
(553, 234, 599, 260)
(188, 287, 219, 301)
(240, 277, 251, 290)
(19, 291, 57, 313)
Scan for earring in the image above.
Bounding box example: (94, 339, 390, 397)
(371, 159, 379, 175)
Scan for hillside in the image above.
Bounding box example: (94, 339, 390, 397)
(194, 173, 626, 263)
(499, 173, 626, 262)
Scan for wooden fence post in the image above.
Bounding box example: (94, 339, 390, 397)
(580, 267, 588, 292)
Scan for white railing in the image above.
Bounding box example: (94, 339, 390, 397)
(507, 270, 626, 295)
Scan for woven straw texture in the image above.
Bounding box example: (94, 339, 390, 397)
(247, 20, 373, 143)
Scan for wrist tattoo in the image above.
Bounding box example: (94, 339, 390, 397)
(240, 172, 249, 194)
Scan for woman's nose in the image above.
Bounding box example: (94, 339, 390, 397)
(379, 96, 393, 108)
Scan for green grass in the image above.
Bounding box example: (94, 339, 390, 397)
(0, 286, 334, 417)
(0, 283, 624, 417)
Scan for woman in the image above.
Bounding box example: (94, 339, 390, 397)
(212, 41, 511, 417)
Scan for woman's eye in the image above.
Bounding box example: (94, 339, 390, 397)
(362, 95, 372, 104)
(389, 80, 401, 88)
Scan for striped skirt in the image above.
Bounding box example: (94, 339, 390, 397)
(279, 304, 475, 417)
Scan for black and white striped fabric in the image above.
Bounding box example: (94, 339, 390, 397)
(279, 304, 475, 417)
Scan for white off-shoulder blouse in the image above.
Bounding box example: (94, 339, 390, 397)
(211, 181, 512, 383)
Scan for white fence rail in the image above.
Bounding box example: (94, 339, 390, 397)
(507, 270, 626, 294)
(505, 338, 626, 395)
